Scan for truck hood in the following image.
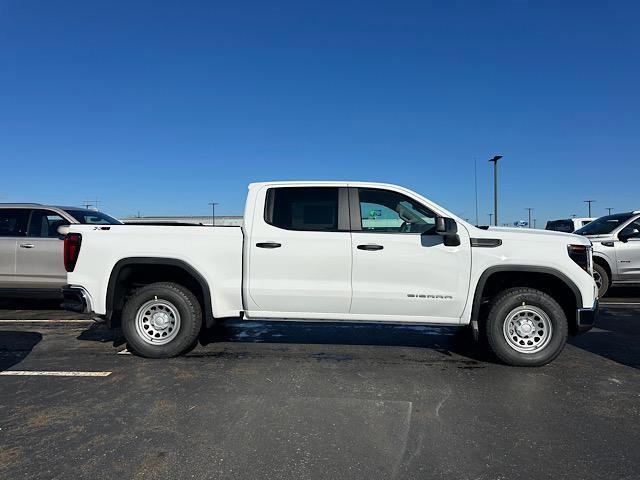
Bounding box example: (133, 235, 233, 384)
(581, 233, 616, 241)
(472, 226, 590, 245)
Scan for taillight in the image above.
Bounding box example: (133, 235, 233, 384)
(64, 233, 82, 272)
(567, 244, 592, 273)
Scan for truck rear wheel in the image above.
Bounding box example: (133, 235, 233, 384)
(485, 287, 568, 367)
(121, 282, 202, 358)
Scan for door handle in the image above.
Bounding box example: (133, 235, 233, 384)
(256, 242, 282, 249)
(357, 244, 383, 251)
(19, 244, 35, 249)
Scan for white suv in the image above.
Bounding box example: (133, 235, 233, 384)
(574, 211, 640, 296)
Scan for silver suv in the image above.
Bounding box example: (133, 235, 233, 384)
(574, 211, 640, 297)
(0, 204, 121, 297)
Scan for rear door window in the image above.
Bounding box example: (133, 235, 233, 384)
(265, 187, 340, 231)
(0, 209, 29, 237)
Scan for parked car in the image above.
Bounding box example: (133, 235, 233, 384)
(574, 211, 640, 297)
(546, 217, 595, 233)
(0, 204, 121, 297)
(62, 181, 597, 366)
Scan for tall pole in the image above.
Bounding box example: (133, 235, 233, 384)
(208, 202, 219, 226)
(474, 158, 479, 226)
(526, 208, 533, 228)
(488, 213, 493, 225)
(489, 155, 503, 226)
(584, 200, 595, 217)
(606, 208, 613, 215)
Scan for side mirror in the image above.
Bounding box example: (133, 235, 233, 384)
(618, 228, 638, 243)
(435, 217, 460, 246)
(436, 217, 458, 236)
(57, 225, 70, 236)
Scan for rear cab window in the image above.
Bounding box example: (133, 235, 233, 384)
(545, 220, 574, 233)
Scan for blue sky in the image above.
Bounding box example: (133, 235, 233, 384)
(1, 1, 638, 224)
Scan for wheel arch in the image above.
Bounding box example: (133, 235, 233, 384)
(471, 265, 583, 334)
(592, 254, 613, 281)
(106, 257, 215, 328)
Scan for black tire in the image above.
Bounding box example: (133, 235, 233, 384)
(121, 282, 202, 358)
(593, 263, 610, 298)
(485, 287, 568, 367)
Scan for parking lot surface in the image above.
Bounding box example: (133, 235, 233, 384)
(1, 291, 639, 480)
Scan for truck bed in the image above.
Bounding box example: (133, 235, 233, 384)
(66, 225, 244, 317)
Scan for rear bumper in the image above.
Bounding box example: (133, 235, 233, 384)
(576, 300, 598, 332)
(61, 285, 92, 314)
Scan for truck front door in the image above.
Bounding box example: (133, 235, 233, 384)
(615, 217, 640, 281)
(349, 187, 471, 321)
(247, 186, 352, 315)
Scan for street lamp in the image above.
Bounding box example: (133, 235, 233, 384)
(488, 155, 503, 226)
(584, 200, 595, 217)
(208, 202, 219, 226)
(526, 208, 533, 228)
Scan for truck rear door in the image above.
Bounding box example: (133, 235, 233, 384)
(246, 186, 352, 315)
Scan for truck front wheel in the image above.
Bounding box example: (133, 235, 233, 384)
(592, 263, 610, 298)
(485, 287, 568, 367)
(121, 282, 202, 358)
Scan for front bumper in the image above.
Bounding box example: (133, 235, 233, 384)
(576, 300, 598, 332)
(61, 285, 92, 314)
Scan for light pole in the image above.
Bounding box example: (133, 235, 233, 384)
(526, 208, 533, 228)
(533, 218, 537, 229)
(488, 155, 503, 226)
(208, 202, 219, 226)
(606, 208, 613, 215)
(488, 213, 493, 225)
(584, 200, 595, 217)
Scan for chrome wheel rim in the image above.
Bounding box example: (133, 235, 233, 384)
(593, 271, 603, 290)
(502, 305, 553, 354)
(135, 299, 181, 345)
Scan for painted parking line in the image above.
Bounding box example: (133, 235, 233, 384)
(0, 319, 93, 323)
(0, 370, 111, 377)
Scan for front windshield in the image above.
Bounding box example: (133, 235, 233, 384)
(575, 213, 634, 235)
(64, 209, 122, 225)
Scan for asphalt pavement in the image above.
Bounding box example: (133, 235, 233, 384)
(0, 290, 639, 480)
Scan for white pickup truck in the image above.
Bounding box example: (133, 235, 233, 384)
(62, 181, 598, 366)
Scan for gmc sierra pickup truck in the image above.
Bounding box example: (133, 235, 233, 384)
(62, 181, 598, 366)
